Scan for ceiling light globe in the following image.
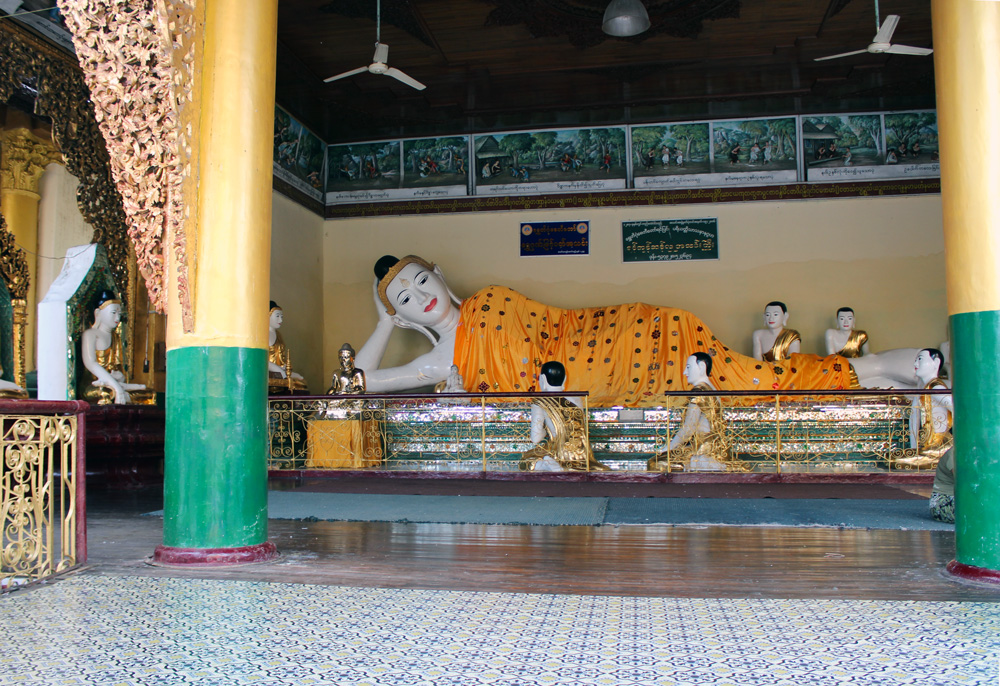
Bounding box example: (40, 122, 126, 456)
(602, 0, 651, 37)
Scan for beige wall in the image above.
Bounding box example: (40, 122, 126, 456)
(36, 163, 93, 304)
(270, 192, 325, 391)
(323, 194, 947, 377)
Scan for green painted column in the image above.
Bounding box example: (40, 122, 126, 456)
(162, 347, 268, 551)
(933, 0, 1000, 582)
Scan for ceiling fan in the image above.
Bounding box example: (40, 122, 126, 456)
(814, 1, 933, 62)
(323, 0, 426, 90)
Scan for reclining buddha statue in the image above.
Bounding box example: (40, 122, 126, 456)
(354, 255, 925, 406)
(79, 291, 155, 405)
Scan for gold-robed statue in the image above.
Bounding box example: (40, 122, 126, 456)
(894, 348, 953, 469)
(825, 307, 870, 359)
(752, 301, 801, 362)
(328, 343, 366, 395)
(79, 291, 156, 405)
(519, 361, 609, 472)
(648, 353, 734, 472)
(268, 301, 308, 395)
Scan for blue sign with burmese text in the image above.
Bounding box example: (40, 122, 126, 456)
(520, 221, 590, 257)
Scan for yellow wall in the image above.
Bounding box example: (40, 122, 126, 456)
(270, 192, 325, 391)
(321, 194, 947, 377)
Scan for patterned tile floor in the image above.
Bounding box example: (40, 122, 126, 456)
(1, 573, 998, 686)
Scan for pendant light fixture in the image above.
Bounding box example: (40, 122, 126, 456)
(602, 0, 651, 37)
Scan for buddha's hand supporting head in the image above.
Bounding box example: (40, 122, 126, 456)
(373, 255, 460, 332)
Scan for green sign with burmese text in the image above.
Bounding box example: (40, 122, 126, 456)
(622, 218, 718, 262)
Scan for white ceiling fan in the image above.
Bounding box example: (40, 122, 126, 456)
(323, 0, 426, 90)
(814, 1, 933, 62)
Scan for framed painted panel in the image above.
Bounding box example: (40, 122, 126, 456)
(883, 110, 940, 178)
(708, 117, 798, 185)
(273, 105, 327, 201)
(325, 140, 401, 203)
(630, 122, 712, 189)
(474, 127, 627, 196)
(802, 114, 887, 182)
(622, 218, 719, 263)
(520, 221, 590, 257)
(400, 136, 470, 199)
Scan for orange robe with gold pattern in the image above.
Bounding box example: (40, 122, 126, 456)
(454, 286, 855, 407)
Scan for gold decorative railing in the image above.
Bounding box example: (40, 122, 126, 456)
(268, 389, 949, 474)
(0, 400, 88, 592)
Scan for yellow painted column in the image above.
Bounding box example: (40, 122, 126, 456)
(932, 0, 1000, 582)
(154, 0, 280, 564)
(0, 125, 62, 374)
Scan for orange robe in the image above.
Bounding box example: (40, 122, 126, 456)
(453, 286, 855, 407)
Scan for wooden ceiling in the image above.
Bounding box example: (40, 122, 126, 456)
(277, 0, 936, 144)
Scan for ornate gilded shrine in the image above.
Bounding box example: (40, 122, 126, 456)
(0, 215, 29, 389)
(268, 390, 942, 474)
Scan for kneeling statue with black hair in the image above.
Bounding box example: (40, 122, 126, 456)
(648, 352, 733, 472)
(519, 361, 609, 472)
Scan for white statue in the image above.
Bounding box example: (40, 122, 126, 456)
(752, 301, 801, 362)
(824, 307, 870, 358)
(896, 348, 953, 468)
(80, 292, 155, 405)
(268, 301, 308, 394)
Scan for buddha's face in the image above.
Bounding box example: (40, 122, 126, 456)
(837, 311, 855, 331)
(95, 303, 121, 328)
(269, 309, 283, 329)
(386, 262, 453, 327)
(683, 356, 704, 385)
(763, 305, 787, 330)
(339, 351, 354, 371)
(914, 350, 939, 380)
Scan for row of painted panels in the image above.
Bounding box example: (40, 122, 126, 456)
(274, 107, 939, 205)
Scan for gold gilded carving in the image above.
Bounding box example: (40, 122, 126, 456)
(0, 215, 30, 387)
(0, 129, 63, 195)
(0, 21, 131, 310)
(57, 0, 201, 330)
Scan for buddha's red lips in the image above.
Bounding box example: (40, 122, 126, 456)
(425, 298, 437, 312)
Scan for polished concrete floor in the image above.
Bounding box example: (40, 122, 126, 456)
(1, 485, 998, 685)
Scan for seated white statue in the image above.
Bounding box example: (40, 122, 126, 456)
(354, 255, 930, 404)
(434, 364, 465, 393)
(268, 301, 308, 394)
(647, 352, 730, 472)
(896, 348, 953, 468)
(752, 301, 801, 362)
(80, 292, 155, 405)
(519, 361, 608, 472)
(825, 307, 870, 358)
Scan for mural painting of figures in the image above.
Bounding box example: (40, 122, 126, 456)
(803, 114, 885, 182)
(885, 111, 938, 169)
(631, 123, 710, 189)
(326, 140, 400, 193)
(708, 117, 797, 186)
(402, 137, 470, 189)
(273, 106, 327, 200)
(474, 127, 627, 196)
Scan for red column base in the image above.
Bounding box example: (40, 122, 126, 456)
(152, 542, 278, 566)
(946, 559, 1000, 585)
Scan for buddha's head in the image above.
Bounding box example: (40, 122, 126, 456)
(338, 343, 356, 371)
(269, 301, 284, 330)
(763, 301, 788, 330)
(93, 290, 122, 329)
(915, 348, 945, 381)
(685, 352, 712, 385)
(539, 361, 566, 392)
(836, 307, 855, 331)
(375, 255, 460, 329)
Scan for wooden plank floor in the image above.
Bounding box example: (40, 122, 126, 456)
(79, 490, 1000, 602)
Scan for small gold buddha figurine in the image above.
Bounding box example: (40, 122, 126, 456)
(79, 291, 156, 405)
(648, 353, 733, 472)
(752, 301, 801, 362)
(268, 301, 308, 395)
(328, 343, 366, 395)
(895, 348, 953, 469)
(824, 307, 869, 358)
(0, 361, 27, 399)
(519, 361, 609, 472)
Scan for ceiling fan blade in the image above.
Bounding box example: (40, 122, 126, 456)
(872, 14, 900, 44)
(814, 49, 868, 62)
(373, 42, 389, 64)
(885, 44, 933, 56)
(323, 66, 368, 83)
(384, 67, 426, 90)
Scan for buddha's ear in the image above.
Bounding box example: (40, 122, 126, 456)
(434, 263, 462, 306)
